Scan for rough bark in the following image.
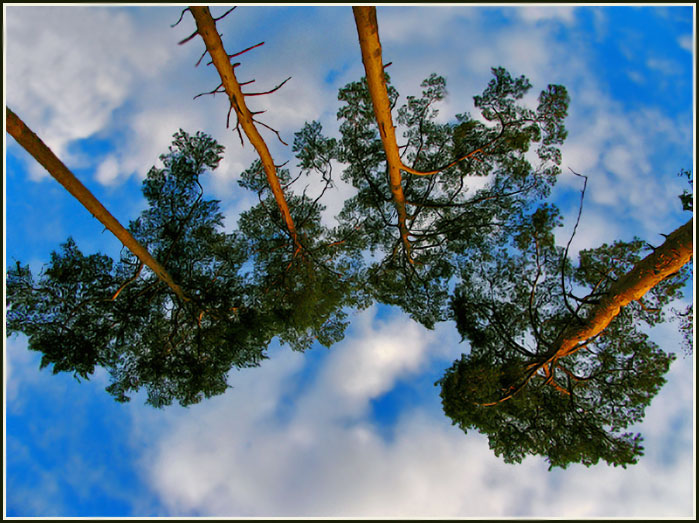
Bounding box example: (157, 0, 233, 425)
(6, 107, 190, 302)
(553, 217, 694, 359)
(188, 6, 300, 253)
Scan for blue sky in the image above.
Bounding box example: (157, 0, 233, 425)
(3, 4, 695, 518)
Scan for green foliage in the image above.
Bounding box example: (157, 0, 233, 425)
(307, 68, 570, 328)
(7, 127, 369, 407)
(677, 168, 693, 212)
(6, 66, 690, 473)
(7, 242, 117, 380)
(8, 131, 267, 407)
(438, 203, 686, 468)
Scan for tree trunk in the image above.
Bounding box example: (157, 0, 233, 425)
(188, 6, 300, 253)
(554, 217, 694, 359)
(6, 107, 190, 302)
(352, 6, 414, 262)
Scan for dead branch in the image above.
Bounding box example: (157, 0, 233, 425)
(194, 47, 209, 67)
(193, 83, 224, 100)
(243, 76, 291, 97)
(253, 118, 289, 146)
(178, 28, 200, 46)
(171, 7, 190, 27)
(228, 41, 265, 59)
(561, 168, 588, 317)
(213, 6, 236, 22)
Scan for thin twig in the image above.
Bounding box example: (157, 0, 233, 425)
(194, 47, 209, 67)
(253, 118, 288, 146)
(178, 29, 199, 45)
(171, 7, 190, 27)
(243, 76, 291, 97)
(193, 83, 225, 100)
(213, 6, 236, 22)
(228, 41, 265, 59)
(561, 168, 588, 317)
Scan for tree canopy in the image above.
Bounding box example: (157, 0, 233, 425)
(5, 6, 693, 470)
(438, 189, 692, 468)
(6, 130, 362, 407)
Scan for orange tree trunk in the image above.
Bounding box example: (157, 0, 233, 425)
(352, 6, 413, 262)
(554, 217, 694, 360)
(6, 107, 190, 302)
(189, 6, 300, 252)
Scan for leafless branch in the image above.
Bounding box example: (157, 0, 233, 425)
(561, 168, 588, 317)
(253, 118, 288, 146)
(178, 29, 200, 46)
(213, 6, 236, 22)
(228, 41, 265, 59)
(193, 83, 225, 100)
(194, 48, 209, 67)
(243, 76, 292, 97)
(171, 7, 190, 27)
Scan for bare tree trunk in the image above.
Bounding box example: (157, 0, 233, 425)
(188, 6, 301, 254)
(553, 217, 694, 359)
(352, 6, 414, 262)
(480, 217, 694, 406)
(6, 107, 190, 302)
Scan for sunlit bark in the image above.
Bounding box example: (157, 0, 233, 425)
(5, 107, 190, 302)
(352, 6, 413, 261)
(188, 6, 301, 253)
(477, 217, 693, 407)
(553, 217, 694, 359)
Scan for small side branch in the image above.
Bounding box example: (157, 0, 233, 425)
(253, 118, 289, 146)
(228, 41, 265, 59)
(171, 7, 191, 27)
(243, 76, 291, 97)
(193, 83, 224, 100)
(178, 28, 200, 46)
(194, 48, 209, 67)
(111, 262, 145, 301)
(561, 168, 588, 318)
(213, 6, 236, 22)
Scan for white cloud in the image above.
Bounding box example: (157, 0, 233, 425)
(134, 307, 693, 517)
(5, 6, 174, 172)
(677, 33, 693, 52)
(95, 155, 120, 186)
(5, 5, 694, 519)
(517, 6, 577, 25)
(646, 57, 682, 76)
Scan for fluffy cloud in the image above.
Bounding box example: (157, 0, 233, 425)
(136, 307, 693, 518)
(517, 6, 577, 25)
(677, 34, 693, 52)
(5, 7, 174, 173)
(5, 6, 693, 519)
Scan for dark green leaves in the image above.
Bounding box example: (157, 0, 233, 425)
(439, 202, 685, 468)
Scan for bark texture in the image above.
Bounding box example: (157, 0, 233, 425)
(188, 6, 300, 252)
(6, 107, 189, 302)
